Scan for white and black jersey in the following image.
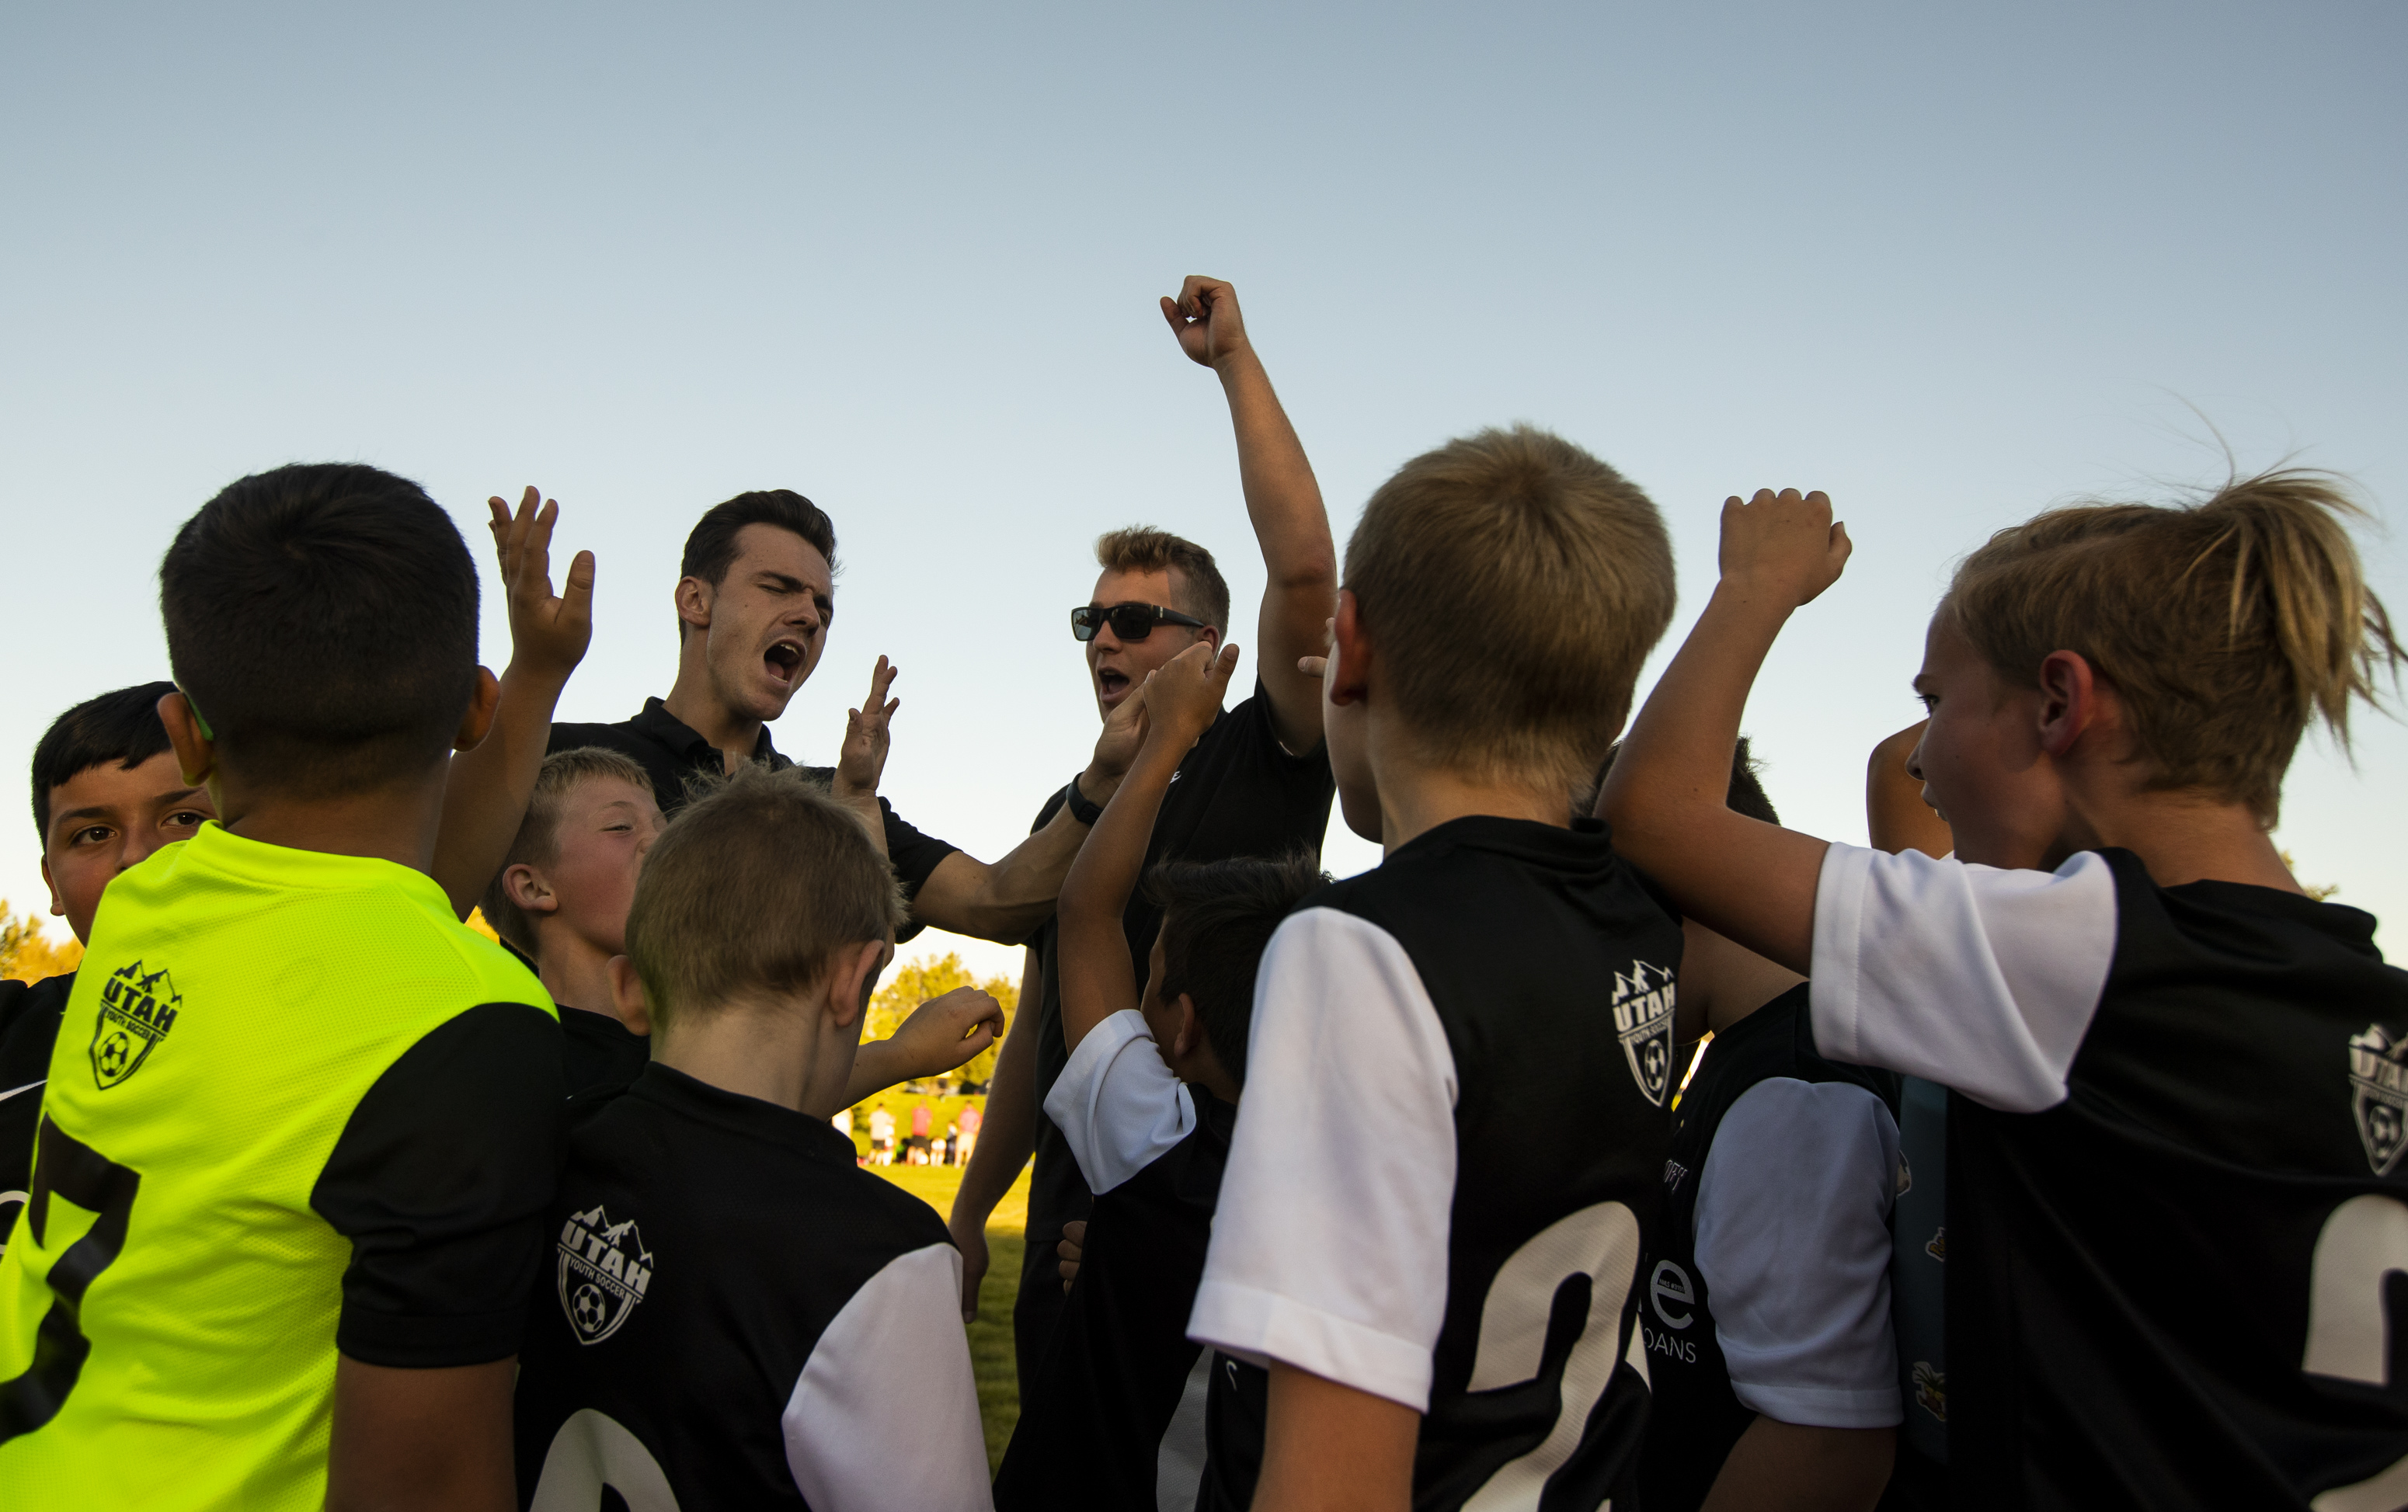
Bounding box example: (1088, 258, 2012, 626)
(995, 1011, 1236, 1512)
(1017, 683, 1334, 1399)
(1811, 843, 2408, 1510)
(1637, 984, 1903, 1512)
(1192, 815, 1679, 1508)
(513, 1063, 990, 1512)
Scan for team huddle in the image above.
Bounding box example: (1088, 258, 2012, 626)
(0, 276, 2402, 1512)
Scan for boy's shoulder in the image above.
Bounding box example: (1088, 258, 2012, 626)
(1310, 815, 1674, 944)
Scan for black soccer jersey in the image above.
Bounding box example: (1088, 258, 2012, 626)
(994, 1083, 1236, 1512)
(1192, 815, 1679, 1509)
(1811, 842, 2408, 1511)
(1016, 681, 1334, 1393)
(0, 972, 71, 1260)
(556, 1004, 649, 1094)
(1637, 985, 1902, 1512)
(513, 1063, 990, 1511)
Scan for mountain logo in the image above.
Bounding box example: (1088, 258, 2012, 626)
(2349, 1024, 2408, 1176)
(1610, 961, 1679, 1106)
(90, 960, 182, 1090)
(557, 1204, 655, 1346)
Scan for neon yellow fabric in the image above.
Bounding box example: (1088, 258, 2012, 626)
(0, 822, 553, 1510)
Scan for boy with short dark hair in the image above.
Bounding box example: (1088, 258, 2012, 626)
(513, 763, 990, 1510)
(2, 683, 215, 1257)
(0, 463, 563, 1510)
(993, 642, 1324, 1511)
(1188, 425, 1682, 1509)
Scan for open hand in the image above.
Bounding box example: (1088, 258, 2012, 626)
(882, 985, 1006, 1080)
(1056, 1218, 1087, 1293)
(486, 486, 597, 685)
(1160, 276, 1251, 370)
(1142, 641, 1241, 753)
(833, 656, 900, 801)
(1089, 670, 1151, 784)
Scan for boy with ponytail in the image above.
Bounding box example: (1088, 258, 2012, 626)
(1603, 474, 2408, 1511)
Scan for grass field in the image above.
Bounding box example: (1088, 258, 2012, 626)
(867, 1162, 1029, 1471)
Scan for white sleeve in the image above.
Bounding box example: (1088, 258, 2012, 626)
(1694, 1079, 1902, 1428)
(1810, 843, 2118, 1112)
(1042, 1008, 1197, 1195)
(1187, 908, 1457, 1412)
(781, 1243, 993, 1512)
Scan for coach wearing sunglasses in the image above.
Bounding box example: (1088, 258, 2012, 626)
(949, 276, 1340, 1399)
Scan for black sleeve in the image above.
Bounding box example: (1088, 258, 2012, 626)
(311, 1003, 565, 1368)
(0, 974, 71, 1206)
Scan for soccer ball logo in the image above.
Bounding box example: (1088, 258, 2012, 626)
(96, 1031, 132, 1078)
(572, 1284, 608, 1333)
(555, 1204, 655, 1345)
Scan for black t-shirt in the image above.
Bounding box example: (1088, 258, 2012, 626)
(1015, 682, 1334, 1392)
(551, 697, 956, 940)
(1807, 843, 2408, 1511)
(1637, 986, 1899, 1512)
(309, 1003, 568, 1366)
(0, 971, 72, 1260)
(994, 1089, 1236, 1512)
(512, 1063, 991, 1510)
(557, 1005, 650, 1095)
(1190, 816, 1681, 1508)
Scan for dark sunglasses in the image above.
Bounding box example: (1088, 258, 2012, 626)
(1070, 601, 1210, 643)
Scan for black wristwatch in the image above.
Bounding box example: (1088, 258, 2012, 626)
(1063, 772, 1105, 826)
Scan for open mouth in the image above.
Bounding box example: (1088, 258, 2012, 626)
(1097, 667, 1131, 700)
(764, 639, 806, 686)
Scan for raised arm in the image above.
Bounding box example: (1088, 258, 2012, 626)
(830, 655, 900, 860)
(846, 985, 1004, 1104)
(1163, 276, 1336, 754)
(1599, 489, 1850, 974)
(432, 488, 594, 919)
(1059, 641, 1241, 1053)
(904, 688, 1149, 943)
(949, 947, 1039, 1320)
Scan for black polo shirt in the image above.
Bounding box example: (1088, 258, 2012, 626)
(551, 697, 957, 940)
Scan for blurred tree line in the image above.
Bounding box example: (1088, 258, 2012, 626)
(868, 951, 1018, 1090)
(0, 901, 82, 984)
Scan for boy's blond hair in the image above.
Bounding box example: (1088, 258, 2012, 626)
(1944, 468, 2402, 826)
(1345, 425, 1676, 794)
(624, 764, 905, 1031)
(478, 746, 655, 954)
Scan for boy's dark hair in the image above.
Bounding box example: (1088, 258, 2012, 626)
(679, 490, 840, 641)
(1590, 736, 1778, 826)
(159, 464, 480, 799)
(31, 681, 180, 839)
(1144, 850, 1327, 1084)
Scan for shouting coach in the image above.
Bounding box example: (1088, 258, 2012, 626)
(949, 276, 1340, 1395)
(552, 488, 1138, 944)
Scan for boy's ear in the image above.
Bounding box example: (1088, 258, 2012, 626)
(157, 690, 217, 788)
(826, 939, 889, 1033)
(2035, 650, 2104, 759)
(454, 667, 503, 754)
(1329, 591, 1373, 707)
(502, 863, 555, 916)
(607, 954, 651, 1035)
(1171, 992, 1206, 1060)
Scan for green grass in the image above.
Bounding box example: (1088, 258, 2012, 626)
(868, 1161, 1028, 1472)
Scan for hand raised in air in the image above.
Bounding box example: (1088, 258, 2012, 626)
(1159, 276, 1251, 370)
(1717, 488, 1851, 610)
(833, 656, 900, 801)
(485, 486, 596, 684)
(1140, 641, 1241, 755)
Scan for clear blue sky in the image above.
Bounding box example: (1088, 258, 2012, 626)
(5, 2, 2402, 977)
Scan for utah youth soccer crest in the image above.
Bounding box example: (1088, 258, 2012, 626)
(2348, 1024, 2408, 1177)
(89, 959, 182, 1090)
(1611, 960, 1679, 1106)
(557, 1204, 656, 1345)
